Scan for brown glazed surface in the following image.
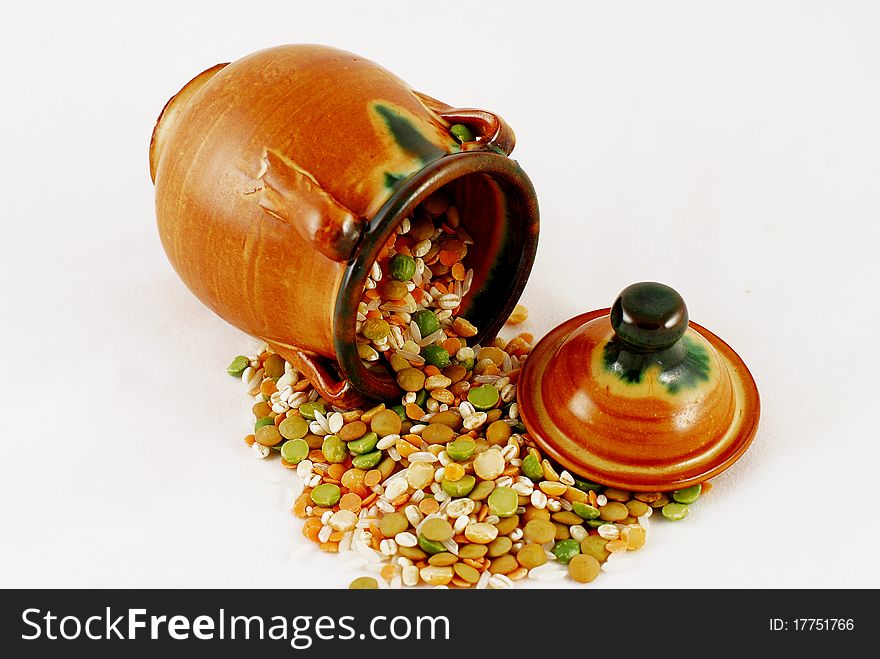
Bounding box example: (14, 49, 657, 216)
(151, 45, 539, 406)
(518, 310, 760, 491)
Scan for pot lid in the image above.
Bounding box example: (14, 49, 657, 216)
(517, 282, 760, 492)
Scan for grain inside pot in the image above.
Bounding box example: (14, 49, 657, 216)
(355, 191, 476, 390)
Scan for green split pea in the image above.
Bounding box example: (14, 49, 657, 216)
(280, 439, 309, 464)
(446, 437, 476, 461)
(450, 124, 474, 143)
(389, 253, 417, 281)
(352, 451, 382, 469)
(412, 310, 440, 337)
(227, 355, 249, 377)
(299, 402, 326, 420)
(552, 539, 581, 564)
(521, 454, 543, 481)
(487, 486, 518, 517)
(468, 384, 499, 410)
(322, 436, 347, 464)
(347, 432, 379, 455)
(441, 475, 475, 497)
(310, 483, 341, 507)
(422, 345, 450, 368)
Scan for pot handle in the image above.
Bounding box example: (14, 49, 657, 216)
(266, 341, 371, 409)
(414, 91, 516, 156)
(255, 149, 367, 263)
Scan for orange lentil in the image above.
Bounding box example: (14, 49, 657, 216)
(451, 262, 466, 280)
(517, 332, 534, 344)
(308, 450, 325, 462)
(328, 463, 347, 481)
(319, 542, 339, 553)
(419, 498, 440, 515)
(293, 378, 312, 392)
(442, 338, 461, 355)
(589, 490, 599, 507)
(563, 486, 589, 504)
(423, 365, 441, 377)
(329, 531, 345, 542)
(412, 288, 425, 303)
(391, 494, 410, 508)
(405, 403, 424, 420)
(244, 434, 256, 446)
(477, 506, 489, 522)
(292, 494, 311, 517)
(462, 558, 484, 570)
(361, 492, 379, 508)
(434, 281, 448, 294)
(701, 481, 713, 495)
(260, 379, 276, 396)
(452, 534, 468, 544)
(364, 470, 382, 487)
(380, 564, 398, 582)
(364, 288, 380, 300)
(341, 410, 362, 423)
(438, 250, 460, 266)
(280, 459, 297, 469)
(395, 439, 418, 459)
(366, 309, 382, 319)
(274, 413, 286, 426)
(339, 421, 367, 441)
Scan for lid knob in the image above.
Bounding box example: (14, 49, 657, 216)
(609, 282, 688, 351)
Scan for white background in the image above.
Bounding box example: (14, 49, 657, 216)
(2, 0, 878, 588)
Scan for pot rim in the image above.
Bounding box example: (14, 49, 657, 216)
(335, 150, 540, 401)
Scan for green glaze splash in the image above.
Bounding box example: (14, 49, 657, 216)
(602, 335, 711, 394)
(373, 102, 458, 189)
(383, 172, 406, 188)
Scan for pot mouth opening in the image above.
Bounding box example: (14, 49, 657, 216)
(335, 150, 540, 402)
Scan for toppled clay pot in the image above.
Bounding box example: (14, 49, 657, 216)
(150, 44, 539, 408)
(518, 282, 760, 491)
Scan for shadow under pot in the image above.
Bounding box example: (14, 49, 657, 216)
(150, 44, 539, 408)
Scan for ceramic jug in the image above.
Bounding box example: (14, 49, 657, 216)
(150, 44, 539, 407)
